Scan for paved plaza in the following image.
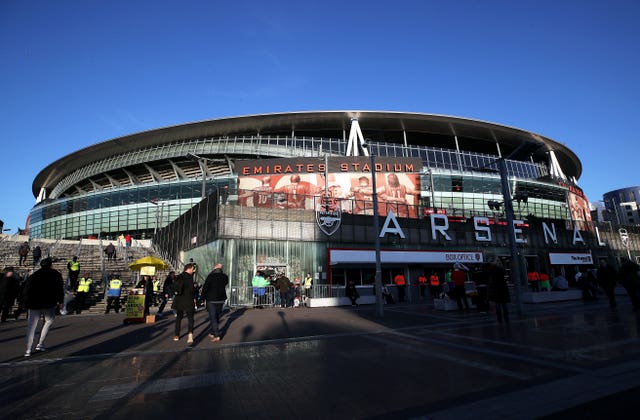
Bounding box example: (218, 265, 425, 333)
(1, 298, 640, 419)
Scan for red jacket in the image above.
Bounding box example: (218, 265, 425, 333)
(451, 269, 466, 287)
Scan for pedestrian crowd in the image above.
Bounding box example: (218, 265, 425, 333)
(4, 237, 640, 357)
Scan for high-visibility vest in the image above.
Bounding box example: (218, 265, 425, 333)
(418, 275, 427, 284)
(69, 261, 80, 272)
(78, 277, 92, 293)
(153, 279, 160, 292)
(429, 274, 440, 286)
(304, 276, 312, 289)
(108, 279, 122, 296)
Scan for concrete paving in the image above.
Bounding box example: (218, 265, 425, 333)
(2, 298, 640, 419)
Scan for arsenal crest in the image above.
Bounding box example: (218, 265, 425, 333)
(316, 197, 342, 236)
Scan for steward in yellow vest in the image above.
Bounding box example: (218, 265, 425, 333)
(105, 276, 122, 314)
(75, 274, 92, 314)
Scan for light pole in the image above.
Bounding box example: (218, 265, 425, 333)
(496, 158, 525, 316)
(150, 200, 165, 236)
(369, 152, 384, 318)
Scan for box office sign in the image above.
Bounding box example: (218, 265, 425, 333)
(548, 252, 593, 265)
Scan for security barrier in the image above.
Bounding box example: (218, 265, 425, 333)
(228, 286, 276, 308)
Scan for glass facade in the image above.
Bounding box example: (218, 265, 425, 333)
(29, 179, 226, 239)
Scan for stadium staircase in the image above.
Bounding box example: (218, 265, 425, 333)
(0, 235, 176, 316)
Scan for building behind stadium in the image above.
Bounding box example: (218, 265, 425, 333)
(28, 111, 639, 302)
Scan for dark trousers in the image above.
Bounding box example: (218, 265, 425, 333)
(602, 286, 617, 308)
(75, 292, 87, 314)
(105, 296, 121, 313)
(174, 309, 194, 336)
(476, 285, 489, 311)
(69, 272, 80, 291)
(158, 294, 169, 313)
(495, 302, 509, 323)
(397, 285, 406, 302)
(206, 301, 224, 337)
(454, 285, 469, 310)
(280, 291, 289, 307)
(1, 300, 15, 322)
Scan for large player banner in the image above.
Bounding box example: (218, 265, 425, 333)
(236, 157, 423, 218)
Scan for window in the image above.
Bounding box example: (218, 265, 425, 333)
(451, 176, 463, 192)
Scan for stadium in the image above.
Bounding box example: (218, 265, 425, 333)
(27, 111, 632, 304)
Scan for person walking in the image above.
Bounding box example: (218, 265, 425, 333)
(67, 256, 81, 291)
(275, 273, 293, 308)
(135, 276, 154, 317)
(157, 271, 176, 316)
(345, 280, 360, 306)
(619, 258, 640, 310)
(0, 267, 20, 322)
(488, 260, 510, 323)
(104, 275, 122, 314)
(393, 272, 406, 302)
(18, 242, 30, 266)
(104, 243, 116, 262)
(75, 272, 92, 314)
(23, 258, 64, 357)
(472, 265, 490, 312)
(429, 271, 441, 298)
(172, 263, 197, 343)
(597, 260, 618, 308)
(417, 273, 427, 298)
(303, 272, 313, 300)
(32, 245, 42, 267)
(452, 263, 470, 311)
(201, 263, 228, 342)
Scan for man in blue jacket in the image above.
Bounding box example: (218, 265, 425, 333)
(201, 263, 228, 342)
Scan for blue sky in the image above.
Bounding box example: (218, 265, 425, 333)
(1, 0, 639, 233)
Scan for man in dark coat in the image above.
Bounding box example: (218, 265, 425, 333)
(488, 260, 510, 323)
(157, 271, 175, 316)
(275, 273, 292, 308)
(32, 246, 42, 267)
(172, 263, 196, 344)
(18, 242, 30, 266)
(619, 258, 640, 310)
(597, 260, 618, 308)
(135, 276, 154, 317)
(0, 267, 20, 322)
(201, 263, 228, 341)
(104, 243, 116, 262)
(23, 258, 64, 357)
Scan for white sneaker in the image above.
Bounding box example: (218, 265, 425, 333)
(24, 351, 31, 357)
(187, 333, 194, 344)
(35, 345, 46, 352)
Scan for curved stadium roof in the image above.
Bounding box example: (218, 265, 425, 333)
(33, 111, 581, 198)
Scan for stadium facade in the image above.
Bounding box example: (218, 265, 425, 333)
(29, 111, 635, 298)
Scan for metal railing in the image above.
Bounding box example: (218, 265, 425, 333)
(228, 286, 277, 308)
